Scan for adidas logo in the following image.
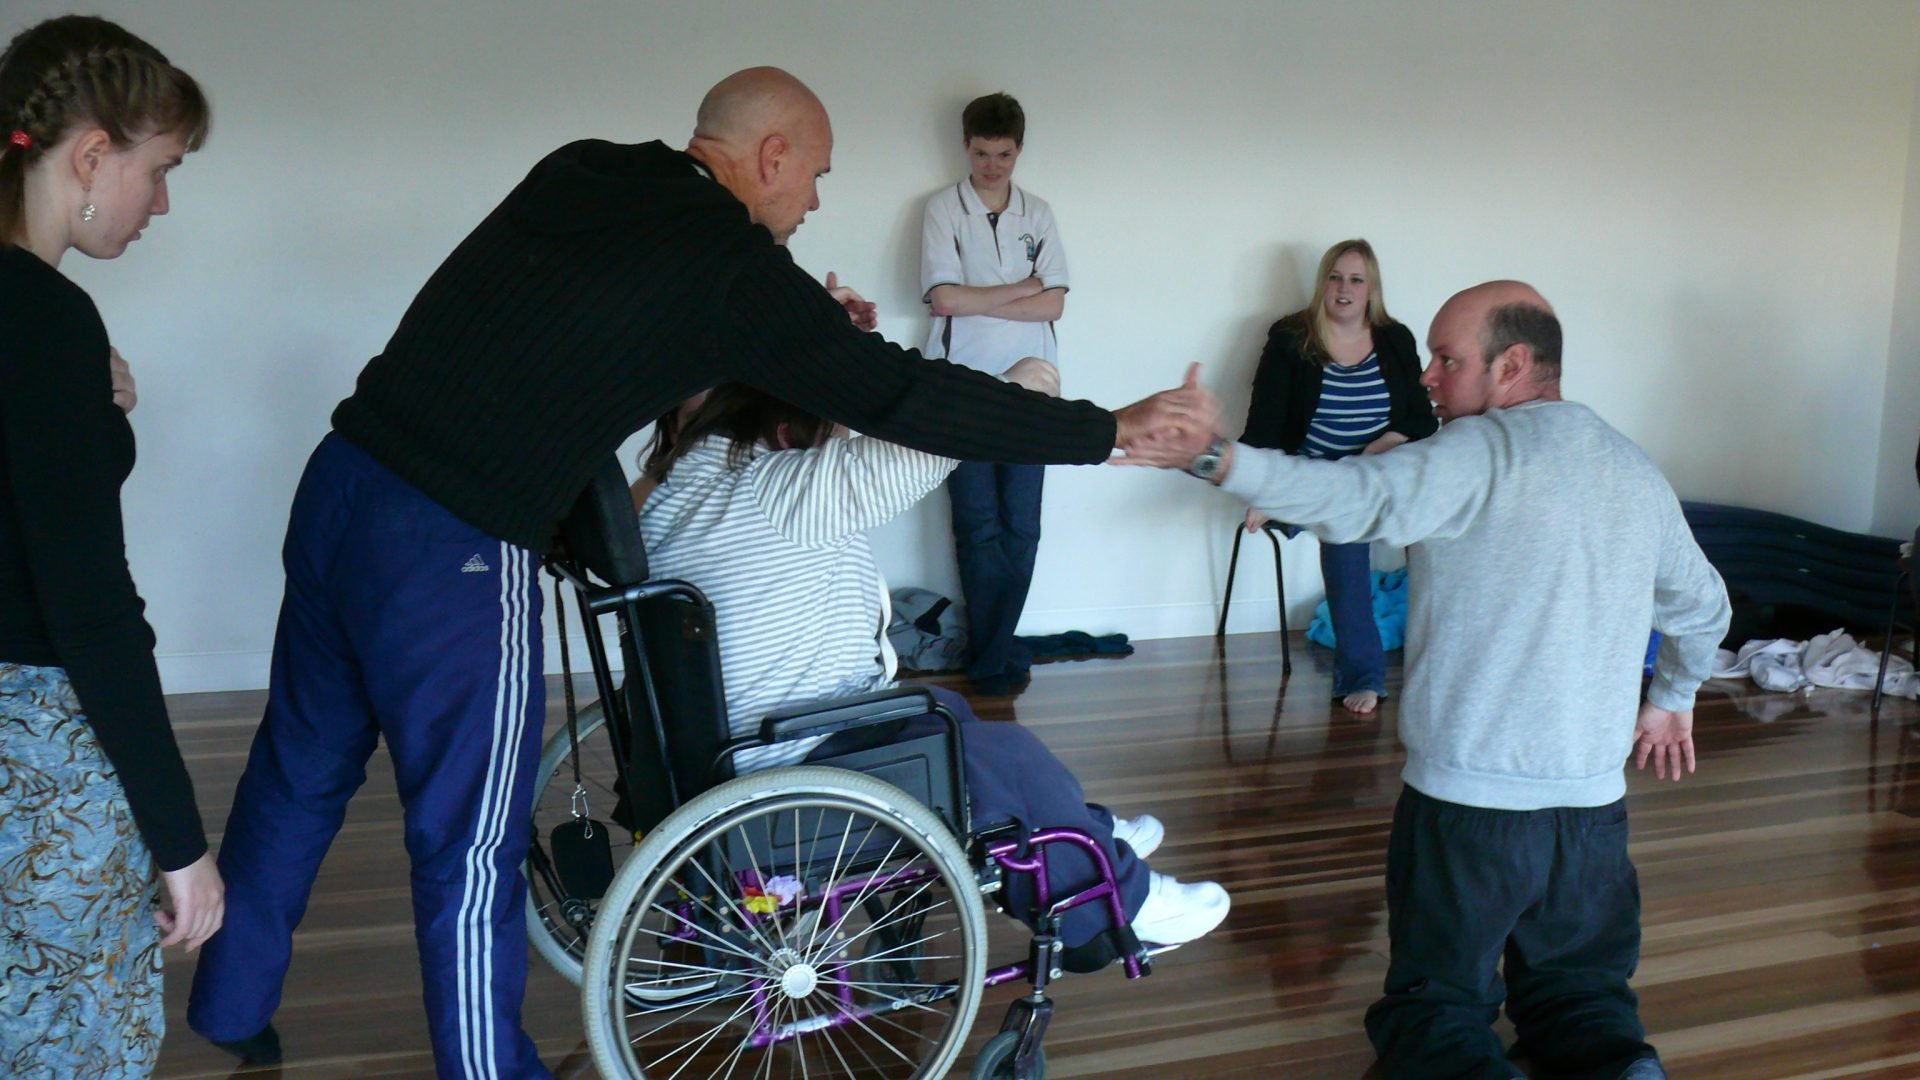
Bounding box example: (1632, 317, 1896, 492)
(460, 554, 491, 574)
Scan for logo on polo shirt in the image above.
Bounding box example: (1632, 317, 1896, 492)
(1021, 233, 1038, 262)
(461, 554, 491, 574)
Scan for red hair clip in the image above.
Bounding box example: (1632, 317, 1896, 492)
(7, 130, 29, 150)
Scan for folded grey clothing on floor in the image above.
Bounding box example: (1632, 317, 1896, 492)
(1713, 629, 1917, 699)
(889, 587, 968, 673)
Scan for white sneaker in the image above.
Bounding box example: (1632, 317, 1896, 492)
(1128, 872, 1230, 945)
(1111, 813, 1165, 858)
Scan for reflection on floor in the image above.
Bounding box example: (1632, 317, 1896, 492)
(153, 632, 1920, 1078)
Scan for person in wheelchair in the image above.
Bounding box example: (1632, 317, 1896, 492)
(634, 371, 1232, 951)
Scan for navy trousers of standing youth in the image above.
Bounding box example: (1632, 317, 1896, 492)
(948, 461, 1043, 686)
(188, 433, 551, 1080)
(1364, 786, 1657, 1080)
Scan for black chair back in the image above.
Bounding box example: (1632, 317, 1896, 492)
(549, 458, 737, 834)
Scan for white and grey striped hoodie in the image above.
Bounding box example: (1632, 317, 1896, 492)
(638, 433, 958, 772)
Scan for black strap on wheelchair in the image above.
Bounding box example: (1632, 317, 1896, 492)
(552, 570, 588, 829)
(548, 569, 614, 901)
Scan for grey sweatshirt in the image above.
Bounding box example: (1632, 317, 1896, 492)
(1220, 400, 1731, 810)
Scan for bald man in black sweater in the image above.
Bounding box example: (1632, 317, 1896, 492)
(188, 68, 1207, 1076)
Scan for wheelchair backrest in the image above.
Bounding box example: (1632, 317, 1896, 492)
(555, 458, 651, 587)
(552, 458, 738, 832)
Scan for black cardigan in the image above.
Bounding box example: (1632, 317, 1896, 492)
(333, 140, 1116, 553)
(1239, 313, 1437, 453)
(0, 245, 204, 871)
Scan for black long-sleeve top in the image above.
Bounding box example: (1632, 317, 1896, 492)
(0, 244, 205, 872)
(333, 140, 1117, 553)
(1239, 312, 1437, 453)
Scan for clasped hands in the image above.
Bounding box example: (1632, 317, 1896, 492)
(1111, 362, 1221, 465)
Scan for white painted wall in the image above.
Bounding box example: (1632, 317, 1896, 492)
(1876, 67, 1920, 539)
(15, 0, 1919, 691)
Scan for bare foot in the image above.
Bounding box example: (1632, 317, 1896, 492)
(1342, 690, 1379, 715)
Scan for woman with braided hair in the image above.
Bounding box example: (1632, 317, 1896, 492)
(0, 14, 219, 1076)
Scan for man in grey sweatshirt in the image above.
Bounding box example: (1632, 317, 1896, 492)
(1140, 281, 1730, 1080)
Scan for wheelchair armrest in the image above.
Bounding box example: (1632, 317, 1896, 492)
(759, 686, 939, 744)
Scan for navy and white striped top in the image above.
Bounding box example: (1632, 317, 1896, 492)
(1301, 353, 1391, 460)
(639, 434, 958, 772)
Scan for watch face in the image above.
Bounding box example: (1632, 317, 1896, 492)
(1189, 438, 1226, 478)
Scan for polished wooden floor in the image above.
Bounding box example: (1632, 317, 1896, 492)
(151, 632, 1920, 1079)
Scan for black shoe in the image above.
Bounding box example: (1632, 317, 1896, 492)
(211, 1023, 283, 1066)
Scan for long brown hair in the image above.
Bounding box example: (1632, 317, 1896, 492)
(643, 384, 836, 482)
(1298, 238, 1392, 368)
(0, 15, 209, 245)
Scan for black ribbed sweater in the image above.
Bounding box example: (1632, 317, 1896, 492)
(332, 140, 1117, 552)
(0, 244, 205, 872)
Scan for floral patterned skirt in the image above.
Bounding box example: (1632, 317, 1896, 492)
(0, 663, 164, 1078)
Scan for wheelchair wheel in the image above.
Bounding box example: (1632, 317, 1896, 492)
(584, 766, 988, 1079)
(524, 702, 636, 984)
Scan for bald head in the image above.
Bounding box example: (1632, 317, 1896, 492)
(1435, 280, 1553, 336)
(694, 67, 828, 146)
(1421, 280, 1562, 419)
(687, 67, 833, 244)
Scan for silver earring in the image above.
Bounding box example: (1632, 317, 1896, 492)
(82, 202, 96, 222)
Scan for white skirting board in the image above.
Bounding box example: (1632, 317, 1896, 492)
(154, 597, 1324, 695)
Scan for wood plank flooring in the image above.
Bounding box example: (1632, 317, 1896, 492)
(148, 632, 1920, 1078)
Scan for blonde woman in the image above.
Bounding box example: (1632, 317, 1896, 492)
(1241, 240, 1436, 714)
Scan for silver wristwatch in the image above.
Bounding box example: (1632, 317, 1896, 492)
(1186, 438, 1228, 480)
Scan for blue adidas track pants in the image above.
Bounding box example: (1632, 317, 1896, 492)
(188, 432, 551, 1079)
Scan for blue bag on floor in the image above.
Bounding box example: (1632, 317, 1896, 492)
(1306, 567, 1408, 652)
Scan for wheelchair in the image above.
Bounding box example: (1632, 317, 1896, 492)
(520, 461, 1164, 1079)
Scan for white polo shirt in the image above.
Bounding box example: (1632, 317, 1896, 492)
(919, 179, 1069, 373)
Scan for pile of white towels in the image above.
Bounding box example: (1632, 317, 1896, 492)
(1712, 630, 1917, 700)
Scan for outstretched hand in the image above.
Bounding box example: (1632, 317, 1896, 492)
(1632, 701, 1696, 781)
(1111, 363, 1219, 466)
(825, 272, 879, 331)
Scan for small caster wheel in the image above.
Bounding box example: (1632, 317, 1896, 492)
(970, 1029, 1047, 1080)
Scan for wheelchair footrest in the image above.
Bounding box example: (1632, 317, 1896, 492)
(1060, 923, 1149, 976)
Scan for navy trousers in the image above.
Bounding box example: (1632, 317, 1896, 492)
(1320, 540, 1387, 698)
(947, 461, 1044, 684)
(189, 433, 550, 1079)
(810, 686, 1148, 948)
(1364, 786, 1657, 1080)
